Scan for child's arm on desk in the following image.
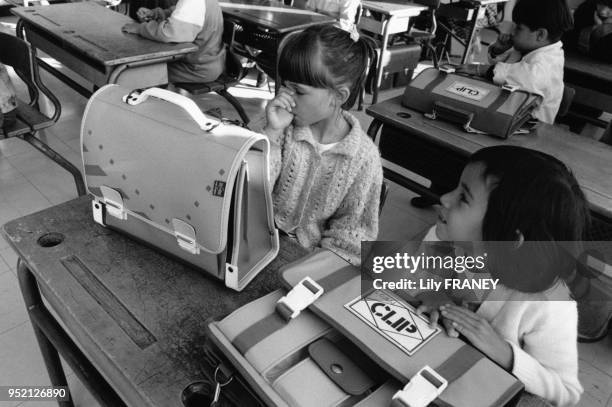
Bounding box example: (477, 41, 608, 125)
(123, 0, 203, 43)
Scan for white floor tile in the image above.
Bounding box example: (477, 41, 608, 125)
(0, 201, 24, 227)
(0, 323, 52, 388)
(0, 247, 19, 271)
(579, 336, 612, 377)
(578, 361, 612, 407)
(0, 271, 28, 335)
(0, 139, 31, 159)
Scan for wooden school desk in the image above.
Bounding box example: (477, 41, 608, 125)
(220, 0, 334, 80)
(12, 2, 198, 98)
(438, 0, 508, 63)
(366, 96, 612, 224)
(357, 1, 427, 105)
(2, 196, 308, 407)
(564, 51, 612, 129)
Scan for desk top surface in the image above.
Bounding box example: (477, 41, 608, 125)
(12, 2, 197, 66)
(360, 1, 426, 17)
(2, 196, 308, 407)
(367, 96, 612, 219)
(220, 0, 334, 33)
(441, 0, 508, 5)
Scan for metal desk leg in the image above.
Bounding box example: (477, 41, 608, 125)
(372, 17, 391, 105)
(16, 259, 127, 407)
(22, 134, 87, 197)
(461, 6, 481, 64)
(367, 118, 383, 141)
(17, 259, 74, 407)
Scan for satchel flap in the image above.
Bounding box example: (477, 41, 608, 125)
(308, 338, 375, 396)
(280, 250, 523, 407)
(81, 84, 270, 254)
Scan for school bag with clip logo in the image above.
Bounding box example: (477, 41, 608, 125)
(80, 85, 279, 291)
(401, 66, 542, 139)
(205, 250, 524, 406)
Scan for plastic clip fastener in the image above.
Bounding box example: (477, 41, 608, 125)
(439, 65, 456, 74)
(276, 277, 324, 321)
(390, 366, 448, 407)
(502, 84, 519, 92)
(100, 186, 127, 220)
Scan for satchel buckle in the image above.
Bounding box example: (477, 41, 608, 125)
(172, 218, 200, 255)
(276, 277, 324, 321)
(502, 84, 519, 92)
(100, 185, 127, 220)
(391, 366, 448, 407)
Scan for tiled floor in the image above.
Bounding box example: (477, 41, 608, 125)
(0, 15, 611, 407)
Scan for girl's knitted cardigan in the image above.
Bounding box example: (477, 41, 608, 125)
(267, 111, 383, 265)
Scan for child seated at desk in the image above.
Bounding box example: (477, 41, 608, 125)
(416, 146, 586, 406)
(564, 0, 612, 62)
(456, 0, 573, 124)
(263, 24, 382, 266)
(293, 0, 361, 34)
(0, 63, 17, 132)
(121, 0, 225, 83)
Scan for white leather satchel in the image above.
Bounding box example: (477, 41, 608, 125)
(81, 85, 279, 291)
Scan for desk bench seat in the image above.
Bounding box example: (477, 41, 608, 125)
(2, 100, 55, 137)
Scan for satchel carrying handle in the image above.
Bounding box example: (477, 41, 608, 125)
(425, 101, 488, 134)
(123, 87, 219, 131)
(425, 101, 474, 128)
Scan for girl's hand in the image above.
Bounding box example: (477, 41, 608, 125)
(264, 87, 295, 133)
(490, 33, 513, 57)
(440, 304, 513, 370)
(415, 291, 459, 337)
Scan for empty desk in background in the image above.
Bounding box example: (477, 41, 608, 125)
(366, 96, 612, 225)
(12, 2, 198, 97)
(358, 1, 427, 105)
(564, 51, 612, 129)
(220, 0, 334, 79)
(2, 196, 308, 407)
(438, 0, 508, 63)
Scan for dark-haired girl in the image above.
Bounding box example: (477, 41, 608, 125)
(263, 24, 383, 266)
(418, 146, 587, 406)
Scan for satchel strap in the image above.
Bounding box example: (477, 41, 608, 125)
(232, 266, 355, 353)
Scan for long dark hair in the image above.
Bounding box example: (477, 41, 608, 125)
(277, 25, 376, 109)
(470, 146, 590, 292)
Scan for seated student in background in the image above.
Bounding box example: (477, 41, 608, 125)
(411, 0, 572, 210)
(293, 0, 361, 34)
(417, 146, 586, 406)
(456, 0, 573, 124)
(127, 0, 176, 21)
(564, 0, 612, 63)
(0, 63, 17, 132)
(263, 25, 382, 266)
(122, 0, 225, 83)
